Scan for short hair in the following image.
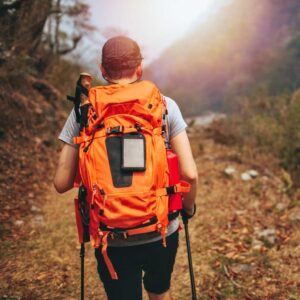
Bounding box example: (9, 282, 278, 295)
(101, 36, 143, 80)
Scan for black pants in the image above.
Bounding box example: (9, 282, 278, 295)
(95, 230, 179, 300)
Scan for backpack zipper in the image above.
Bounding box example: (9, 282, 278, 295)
(91, 183, 106, 213)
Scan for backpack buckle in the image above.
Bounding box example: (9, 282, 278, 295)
(106, 126, 123, 135)
(166, 185, 177, 195)
(135, 123, 142, 132)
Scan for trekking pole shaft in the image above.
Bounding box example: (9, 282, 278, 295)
(80, 243, 85, 300)
(183, 221, 197, 300)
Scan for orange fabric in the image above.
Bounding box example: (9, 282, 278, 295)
(156, 180, 191, 197)
(73, 125, 162, 145)
(77, 80, 169, 235)
(75, 80, 189, 279)
(175, 181, 191, 193)
(101, 232, 118, 280)
(126, 223, 158, 236)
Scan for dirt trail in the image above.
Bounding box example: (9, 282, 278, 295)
(1, 133, 300, 299)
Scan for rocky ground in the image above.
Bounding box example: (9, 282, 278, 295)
(1, 126, 300, 299)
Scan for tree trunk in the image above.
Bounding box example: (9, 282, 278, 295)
(54, 0, 61, 54)
(12, 0, 52, 56)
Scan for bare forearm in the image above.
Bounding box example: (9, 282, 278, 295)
(54, 144, 79, 193)
(182, 176, 198, 214)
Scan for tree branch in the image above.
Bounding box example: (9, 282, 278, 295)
(57, 35, 82, 55)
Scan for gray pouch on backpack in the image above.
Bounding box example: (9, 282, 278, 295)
(122, 133, 146, 171)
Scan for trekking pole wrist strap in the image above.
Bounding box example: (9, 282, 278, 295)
(181, 203, 196, 221)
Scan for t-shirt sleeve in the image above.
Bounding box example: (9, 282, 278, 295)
(58, 108, 80, 147)
(165, 96, 187, 140)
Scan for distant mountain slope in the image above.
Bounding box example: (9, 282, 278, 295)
(145, 0, 300, 116)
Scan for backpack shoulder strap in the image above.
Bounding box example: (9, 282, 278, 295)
(161, 94, 170, 147)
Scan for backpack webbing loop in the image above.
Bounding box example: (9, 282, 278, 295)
(156, 181, 191, 197)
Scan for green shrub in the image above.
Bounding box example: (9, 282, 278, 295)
(281, 90, 300, 171)
(226, 89, 300, 183)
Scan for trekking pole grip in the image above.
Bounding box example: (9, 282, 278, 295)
(181, 203, 196, 224)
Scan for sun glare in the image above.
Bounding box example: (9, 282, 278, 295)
(87, 0, 232, 64)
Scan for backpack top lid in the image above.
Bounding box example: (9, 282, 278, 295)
(88, 80, 163, 128)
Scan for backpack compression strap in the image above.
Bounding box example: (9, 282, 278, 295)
(73, 126, 163, 144)
(100, 232, 118, 280)
(156, 180, 191, 197)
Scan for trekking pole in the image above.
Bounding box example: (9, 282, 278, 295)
(80, 243, 85, 300)
(181, 208, 197, 300)
(75, 186, 90, 300)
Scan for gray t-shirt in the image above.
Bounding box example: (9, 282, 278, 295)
(59, 96, 187, 246)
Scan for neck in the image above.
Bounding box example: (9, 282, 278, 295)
(105, 75, 140, 85)
(116, 78, 137, 84)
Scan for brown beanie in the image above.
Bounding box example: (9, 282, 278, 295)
(102, 36, 143, 72)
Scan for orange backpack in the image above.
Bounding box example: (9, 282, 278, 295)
(74, 80, 190, 279)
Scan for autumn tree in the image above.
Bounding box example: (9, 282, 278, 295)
(0, 0, 51, 58)
(44, 0, 94, 55)
(0, 0, 93, 65)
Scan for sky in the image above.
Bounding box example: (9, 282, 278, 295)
(82, 0, 231, 62)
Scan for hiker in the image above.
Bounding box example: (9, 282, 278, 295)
(54, 36, 198, 300)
